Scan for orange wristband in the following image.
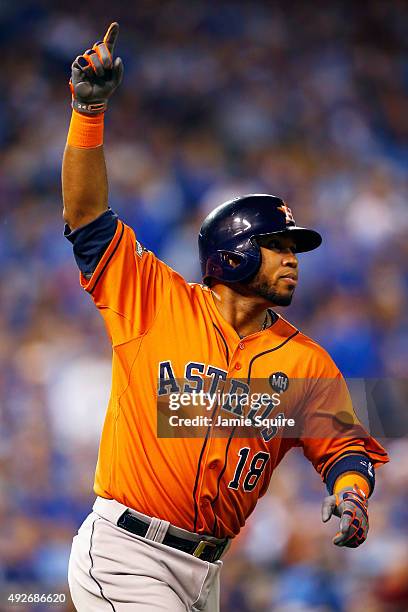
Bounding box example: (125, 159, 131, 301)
(333, 472, 370, 497)
(67, 110, 104, 148)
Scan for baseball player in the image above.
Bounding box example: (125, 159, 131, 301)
(63, 23, 389, 611)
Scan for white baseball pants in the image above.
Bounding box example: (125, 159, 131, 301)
(68, 498, 222, 611)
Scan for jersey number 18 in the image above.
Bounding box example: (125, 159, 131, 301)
(228, 447, 270, 492)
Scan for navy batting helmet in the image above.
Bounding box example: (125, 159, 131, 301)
(198, 194, 322, 285)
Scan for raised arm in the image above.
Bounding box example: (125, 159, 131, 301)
(62, 23, 123, 230)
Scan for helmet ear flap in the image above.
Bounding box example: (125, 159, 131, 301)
(205, 250, 245, 280)
(203, 246, 261, 285)
(219, 250, 242, 269)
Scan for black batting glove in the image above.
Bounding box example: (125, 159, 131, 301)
(70, 22, 124, 115)
(321, 485, 369, 548)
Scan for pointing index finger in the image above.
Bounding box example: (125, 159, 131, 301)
(103, 22, 119, 54)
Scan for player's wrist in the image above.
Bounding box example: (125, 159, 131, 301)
(333, 472, 370, 498)
(67, 109, 104, 148)
(72, 98, 108, 116)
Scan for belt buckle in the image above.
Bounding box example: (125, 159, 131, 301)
(193, 539, 217, 559)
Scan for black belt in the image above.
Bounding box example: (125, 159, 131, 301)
(117, 510, 228, 563)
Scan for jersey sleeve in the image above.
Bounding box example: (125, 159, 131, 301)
(297, 347, 389, 488)
(64, 208, 119, 278)
(67, 214, 173, 345)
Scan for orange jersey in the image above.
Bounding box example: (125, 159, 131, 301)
(78, 220, 388, 539)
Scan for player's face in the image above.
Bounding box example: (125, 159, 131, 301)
(248, 234, 298, 306)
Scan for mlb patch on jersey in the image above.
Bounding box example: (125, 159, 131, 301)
(136, 240, 145, 257)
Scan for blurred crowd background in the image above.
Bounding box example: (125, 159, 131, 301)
(0, 0, 407, 610)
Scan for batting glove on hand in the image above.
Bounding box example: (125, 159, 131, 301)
(321, 485, 369, 548)
(70, 22, 123, 115)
